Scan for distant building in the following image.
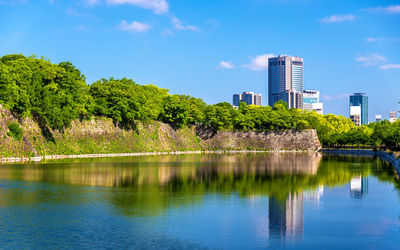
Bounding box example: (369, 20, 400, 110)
(268, 56, 303, 109)
(232, 91, 262, 106)
(233, 94, 241, 106)
(350, 106, 361, 126)
(349, 93, 368, 125)
(375, 115, 382, 122)
(303, 90, 323, 115)
(389, 111, 398, 123)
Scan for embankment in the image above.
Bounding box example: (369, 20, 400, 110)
(322, 149, 400, 176)
(0, 106, 321, 160)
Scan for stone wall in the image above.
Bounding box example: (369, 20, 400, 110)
(0, 105, 321, 159)
(200, 129, 321, 151)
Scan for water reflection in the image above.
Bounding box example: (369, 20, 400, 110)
(350, 176, 368, 199)
(0, 153, 399, 248)
(269, 193, 304, 240)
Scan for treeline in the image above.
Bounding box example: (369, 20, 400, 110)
(0, 54, 399, 148)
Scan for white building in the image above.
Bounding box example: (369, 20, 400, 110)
(303, 90, 323, 115)
(389, 111, 397, 123)
(350, 106, 361, 126)
(375, 115, 382, 122)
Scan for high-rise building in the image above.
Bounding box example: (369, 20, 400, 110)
(349, 93, 368, 125)
(303, 90, 323, 115)
(232, 91, 262, 106)
(232, 94, 241, 107)
(375, 115, 382, 122)
(268, 56, 304, 109)
(389, 111, 398, 123)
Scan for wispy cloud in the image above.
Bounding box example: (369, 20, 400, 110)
(379, 64, 400, 70)
(355, 53, 386, 66)
(319, 14, 355, 23)
(365, 37, 400, 42)
(321, 93, 350, 101)
(365, 5, 400, 14)
(118, 20, 151, 33)
(106, 0, 168, 14)
(75, 25, 87, 31)
(171, 16, 199, 31)
(83, 0, 101, 6)
(243, 53, 276, 71)
(218, 61, 235, 69)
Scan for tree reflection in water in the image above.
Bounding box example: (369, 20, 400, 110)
(0, 153, 397, 234)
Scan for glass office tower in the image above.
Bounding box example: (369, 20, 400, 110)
(268, 56, 304, 109)
(349, 93, 368, 125)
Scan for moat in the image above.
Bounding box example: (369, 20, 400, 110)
(0, 153, 399, 249)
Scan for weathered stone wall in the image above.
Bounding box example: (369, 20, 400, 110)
(200, 130, 321, 151)
(0, 105, 321, 158)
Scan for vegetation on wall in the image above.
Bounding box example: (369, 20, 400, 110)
(0, 54, 399, 149)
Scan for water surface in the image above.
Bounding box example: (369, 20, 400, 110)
(0, 153, 399, 249)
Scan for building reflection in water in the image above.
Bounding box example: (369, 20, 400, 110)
(350, 176, 368, 198)
(269, 193, 304, 240)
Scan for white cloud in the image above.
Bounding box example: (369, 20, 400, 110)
(219, 61, 235, 69)
(321, 94, 350, 101)
(319, 14, 354, 23)
(243, 53, 276, 71)
(365, 37, 400, 42)
(379, 64, 400, 70)
(83, 0, 100, 6)
(76, 25, 87, 31)
(118, 20, 151, 33)
(171, 16, 199, 31)
(106, 0, 168, 14)
(161, 29, 174, 37)
(355, 53, 386, 66)
(366, 5, 400, 14)
(365, 37, 376, 42)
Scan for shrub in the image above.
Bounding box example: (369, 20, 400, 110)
(7, 122, 23, 140)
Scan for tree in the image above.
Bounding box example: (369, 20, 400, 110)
(90, 78, 147, 129)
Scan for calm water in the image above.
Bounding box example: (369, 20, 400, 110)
(0, 153, 399, 249)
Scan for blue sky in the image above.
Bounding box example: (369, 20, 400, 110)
(0, 0, 399, 120)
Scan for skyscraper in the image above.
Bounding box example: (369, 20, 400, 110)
(349, 93, 368, 125)
(232, 91, 262, 106)
(303, 90, 323, 115)
(268, 55, 303, 109)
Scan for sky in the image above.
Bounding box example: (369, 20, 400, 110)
(0, 0, 399, 120)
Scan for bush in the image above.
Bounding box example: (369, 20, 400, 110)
(7, 122, 23, 140)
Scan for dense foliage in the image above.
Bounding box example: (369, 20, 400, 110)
(7, 122, 23, 140)
(0, 55, 91, 131)
(0, 54, 398, 148)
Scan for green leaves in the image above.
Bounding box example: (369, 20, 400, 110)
(90, 78, 147, 129)
(0, 55, 91, 131)
(7, 122, 23, 140)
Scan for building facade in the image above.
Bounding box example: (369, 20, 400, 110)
(349, 93, 368, 125)
(232, 91, 262, 106)
(350, 105, 361, 126)
(303, 90, 323, 115)
(389, 111, 397, 123)
(375, 115, 382, 122)
(268, 56, 303, 109)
